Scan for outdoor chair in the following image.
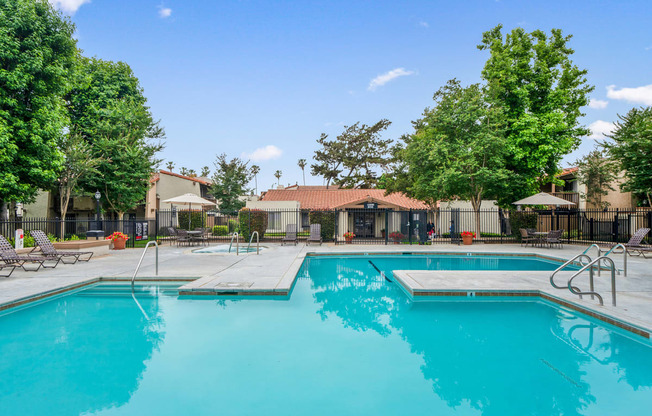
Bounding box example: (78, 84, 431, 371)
(167, 227, 178, 245)
(31, 230, 93, 264)
(0, 261, 16, 278)
(606, 228, 651, 257)
(0, 235, 58, 271)
(282, 224, 298, 246)
(546, 229, 564, 249)
(176, 229, 191, 247)
(194, 227, 210, 246)
(519, 229, 535, 247)
(306, 224, 323, 246)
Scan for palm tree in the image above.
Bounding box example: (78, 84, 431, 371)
(165, 161, 175, 172)
(297, 158, 307, 186)
(179, 167, 189, 176)
(274, 170, 282, 187)
(251, 165, 260, 194)
(201, 166, 210, 177)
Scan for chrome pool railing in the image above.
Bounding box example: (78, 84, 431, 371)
(550, 253, 592, 294)
(248, 231, 259, 255)
(229, 232, 239, 255)
(568, 256, 617, 306)
(131, 241, 159, 287)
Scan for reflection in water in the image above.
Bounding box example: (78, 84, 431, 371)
(0, 289, 165, 415)
(300, 256, 652, 416)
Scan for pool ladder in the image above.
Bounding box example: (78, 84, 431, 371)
(248, 231, 260, 254)
(228, 232, 239, 254)
(549, 248, 621, 306)
(131, 241, 159, 287)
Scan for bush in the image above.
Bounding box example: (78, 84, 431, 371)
(212, 225, 228, 236)
(238, 208, 268, 240)
(177, 211, 206, 230)
(227, 219, 239, 234)
(509, 211, 538, 241)
(309, 210, 337, 241)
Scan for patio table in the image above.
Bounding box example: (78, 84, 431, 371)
(186, 230, 204, 246)
(533, 232, 548, 248)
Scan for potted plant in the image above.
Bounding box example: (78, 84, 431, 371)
(380, 229, 386, 238)
(461, 231, 476, 245)
(106, 231, 129, 250)
(389, 231, 404, 244)
(343, 231, 355, 243)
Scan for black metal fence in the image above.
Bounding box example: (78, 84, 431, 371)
(1, 208, 650, 247)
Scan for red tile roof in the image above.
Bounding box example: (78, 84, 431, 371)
(260, 188, 428, 210)
(154, 170, 211, 185)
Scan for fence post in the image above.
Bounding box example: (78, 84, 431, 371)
(613, 208, 619, 243)
(408, 209, 412, 245)
(589, 217, 594, 241)
(384, 209, 389, 245)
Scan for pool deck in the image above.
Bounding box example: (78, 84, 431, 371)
(0, 241, 650, 338)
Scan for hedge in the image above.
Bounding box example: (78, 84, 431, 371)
(212, 225, 229, 236)
(308, 210, 337, 241)
(177, 211, 206, 230)
(238, 208, 268, 240)
(509, 211, 538, 241)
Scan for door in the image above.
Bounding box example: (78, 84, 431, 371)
(354, 211, 375, 238)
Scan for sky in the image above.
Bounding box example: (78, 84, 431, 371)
(52, 0, 652, 193)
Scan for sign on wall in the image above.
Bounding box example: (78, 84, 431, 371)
(135, 222, 148, 241)
(364, 202, 378, 209)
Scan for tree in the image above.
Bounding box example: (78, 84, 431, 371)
(297, 159, 307, 186)
(187, 169, 197, 178)
(574, 149, 619, 209)
(311, 120, 393, 188)
(274, 170, 283, 186)
(211, 154, 252, 212)
(603, 107, 652, 206)
(57, 132, 102, 236)
(67, 57, 164, 219)
(166, 161, 175, 171)
(0, 0, 77, 206)
(478, 25, 593, 205)
(179, 167, 189, 176)
(251, 165, 260, 195)
(387, 80, 509, 236)
(200, 166, 210, 177)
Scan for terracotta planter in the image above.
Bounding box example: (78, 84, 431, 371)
(345, 238, 353, 244)
(462, 235, 473, 245)
(112, 238, 127, 250)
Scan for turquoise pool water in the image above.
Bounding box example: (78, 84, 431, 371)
(1, 256, 650, 415)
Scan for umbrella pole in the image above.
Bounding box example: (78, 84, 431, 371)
(189, 203, 192, 229)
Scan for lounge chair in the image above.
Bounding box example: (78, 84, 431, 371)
(0, 235, 58, 271)
(306, 224, 323, 246)
(31, 230, 93, 264)
(546, 229, 564, 249)
(607, 228, 651, 257)
(281, 224, 298, 246)
(519, 228, 535, 247)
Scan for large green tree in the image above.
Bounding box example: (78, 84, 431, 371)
(0, 0, 77, 206)
(67, 57, 164, 219)
(387, 80, 509, 236)
(603, 107, 652, 206)
(311, 119, 393, 188)
(478, 25, 593, 205)
(211, 154, 252, 212)
(574, 149, 619, 209)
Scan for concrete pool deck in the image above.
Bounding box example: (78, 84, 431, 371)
(0, 241, 650, 337)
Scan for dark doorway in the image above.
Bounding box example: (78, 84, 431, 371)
(353, 211, 375, 238)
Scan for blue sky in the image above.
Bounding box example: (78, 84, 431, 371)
(53, 0, 652, 192)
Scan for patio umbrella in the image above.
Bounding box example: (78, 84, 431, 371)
(512, 192, 576, 207)
(162, 193, 216, 228)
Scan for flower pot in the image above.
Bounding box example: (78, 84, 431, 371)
(345, 238, 353, 244)
(462, 235, 473, 245)
(113, 238, 127, 250)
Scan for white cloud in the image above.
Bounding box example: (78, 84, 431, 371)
(588, 99, 608, 109)
(368, 68, 415, 91)
(244, 145, 283, 161)
(418, 21, 429, 28)
(49, 0, 90, 14)
(588, 120, 615, 139)
(158, 7, 172, 18)
(606, 84, 652, 106)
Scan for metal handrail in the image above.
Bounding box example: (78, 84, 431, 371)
(229, 232, 239, 255)
(602, 243, 627, 277)
(248, 231, 259, 254)
(550, 253, 592, 291)
(131, 241, 159, 287)
(568, 256, 617, 306)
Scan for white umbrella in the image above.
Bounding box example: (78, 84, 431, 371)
(163, 193, 216, 228)
(512, 192, 576, 206)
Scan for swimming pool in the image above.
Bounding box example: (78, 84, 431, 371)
(0, 256, 650, 415)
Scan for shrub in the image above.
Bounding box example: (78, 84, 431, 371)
(308, 210, 337, 241)
(227, 219, 239, 234)
(238, 208, 268, 240)
(212, 225, 229, 236)
(177, 211, 206, 230)
(509, 211, 538, 241)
